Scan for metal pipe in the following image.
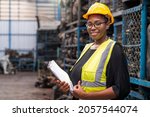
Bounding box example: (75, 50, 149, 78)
(140, 0, 147, 80)
(57, 0, 61, 21)
(78, 0, 81, 26)
(113, 24, 117, 41)
(9, 0, 12, 49)
(77, 27, 80, 57)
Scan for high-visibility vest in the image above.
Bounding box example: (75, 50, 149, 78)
(74, 39, 115, 93)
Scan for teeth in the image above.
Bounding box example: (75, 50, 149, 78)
(91, 33, 97, 35)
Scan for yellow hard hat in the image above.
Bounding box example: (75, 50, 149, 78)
(83, 2, 114, 25)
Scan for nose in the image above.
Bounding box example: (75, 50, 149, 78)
(90, 25, 96, 30)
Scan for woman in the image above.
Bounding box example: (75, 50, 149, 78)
(57, 2, 130, 100)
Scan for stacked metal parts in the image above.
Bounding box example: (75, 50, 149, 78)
(60, 0, 89, 23)
(5, 49, 35, 71)
(35, 60, 72, 100)
(35, 61, 55, 88)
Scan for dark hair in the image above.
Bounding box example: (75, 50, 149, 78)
(101, 15, 109, 23)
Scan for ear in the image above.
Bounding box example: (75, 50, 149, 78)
(106, 25, 110, 29)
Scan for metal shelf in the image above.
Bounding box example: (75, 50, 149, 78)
(64, 44, 77, 48)
(63, 25, 88, 72)
(64, 27, 78, 34)
(64, 64, 73, 68)
(65, 58, 76, 63)
(130, 77, 150, 88)
(112, 10, 124, 17)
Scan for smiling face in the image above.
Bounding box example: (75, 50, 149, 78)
(86, 14, 109, 42)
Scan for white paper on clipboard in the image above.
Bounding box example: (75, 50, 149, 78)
(47, 60, 73, 92)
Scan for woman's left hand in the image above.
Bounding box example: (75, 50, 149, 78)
(72, 81, 86, 99)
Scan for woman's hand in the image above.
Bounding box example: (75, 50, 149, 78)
(72, 81, 86, 99)
(55, 80, 70, 93)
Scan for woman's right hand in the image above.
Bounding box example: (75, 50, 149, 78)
(55, 80, 70, 93)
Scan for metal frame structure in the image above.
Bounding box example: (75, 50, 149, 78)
(113, 0, 150, 99)
(102, 0, 150, 99)
(63, 26, 87, 72)
(113, 21, 123, 42)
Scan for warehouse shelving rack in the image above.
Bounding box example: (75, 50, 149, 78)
(36, 0, 61, 72)
(63, 25, 88, 72)
(123, 1, 150, 99)
(111, 0, 150, 99)
(60, 0, 90, 73)
(36, 29, 60, 81)
(36, 29, 60, 62)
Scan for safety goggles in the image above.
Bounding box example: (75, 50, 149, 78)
(86, 21, 106, 29)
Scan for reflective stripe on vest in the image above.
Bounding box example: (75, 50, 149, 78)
(80, 39, 115, 93)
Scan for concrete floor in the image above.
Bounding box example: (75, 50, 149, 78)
(0, 72, 53, 100)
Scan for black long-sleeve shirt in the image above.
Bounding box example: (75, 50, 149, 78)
(69, 43, 130, 99)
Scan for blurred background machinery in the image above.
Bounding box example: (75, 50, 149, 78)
(0, 54, 16, 74)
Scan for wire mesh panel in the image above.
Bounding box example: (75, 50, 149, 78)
(114, 22, 122, 44)
(122, 5, 142, 78)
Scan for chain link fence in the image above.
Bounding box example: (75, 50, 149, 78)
(123, 5, 142, 78)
